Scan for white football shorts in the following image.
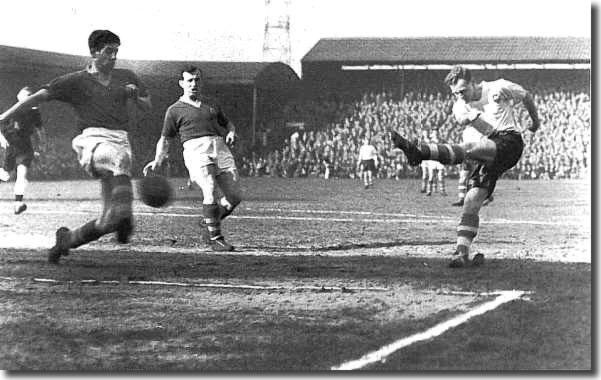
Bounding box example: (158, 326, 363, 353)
(182, 136, 236, 182)
(71, 127, 132, 177)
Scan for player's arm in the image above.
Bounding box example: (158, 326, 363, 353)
(216, 105, 236, 145)
(521, 91, 540, 133)
(0, 89, 50, 124)
(496, 80, 539, 132)
(452, 102, 493, 132)
(143, 107, 177, 175)
(143, 135, 172, 175)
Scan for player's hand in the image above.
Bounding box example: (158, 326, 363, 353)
(124, 84, 139, 99)
(225, 131, 236, 146)
(33, 151, 40, 159)
(143, 160, 159, 176)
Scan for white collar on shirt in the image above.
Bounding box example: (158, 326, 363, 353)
(179, 96, 202, 108)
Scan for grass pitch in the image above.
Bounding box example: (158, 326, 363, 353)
(0, 177, 591, 371)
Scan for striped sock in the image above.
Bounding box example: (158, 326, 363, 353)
(421, 144, 465, 165)
(203, 203, 222, 240)
(456, 213, 479, 254)
(69, 219, 104, 248)
(110, 175, 133, 206)
(100, 177, 113, 218)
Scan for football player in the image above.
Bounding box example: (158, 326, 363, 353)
(357, 135, 378, 189)
(0, 87, 45, 214)
(392, 65, 540, 268)
(144, 66, 241, 252)
(0, 30, 152, 263)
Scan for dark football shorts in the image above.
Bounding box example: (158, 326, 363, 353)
(469, 130, 524, 197)
(360, 159, 376, 172)
(3, 138, 34, 172)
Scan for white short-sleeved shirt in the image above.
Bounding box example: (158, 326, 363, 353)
(358, 144, 378, 161)
(452, 79, 527, 134)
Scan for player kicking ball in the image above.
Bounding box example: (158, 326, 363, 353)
(0, 87, 44, 214)
(144, 66, 241, 252)
(392, 65, 540, 268)
(0, 30, 152, 264)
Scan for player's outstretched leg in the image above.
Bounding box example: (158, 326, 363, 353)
(392, 130, 468, 168)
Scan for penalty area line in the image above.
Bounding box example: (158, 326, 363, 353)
(331, 290, 529, 371)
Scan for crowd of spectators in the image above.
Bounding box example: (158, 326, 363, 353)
(241, 75, 591, 181)
(6, 72, 590, 182)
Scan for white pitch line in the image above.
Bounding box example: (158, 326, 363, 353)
(0, 208, 582, 226)
(0, 276, 388, 292)
(331, 290, 528, 371)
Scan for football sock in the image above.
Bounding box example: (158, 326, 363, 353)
(203, 203, 223, 240)
(457, 213, 479, 255)
(110, 175, 133, 206)
(15, 194, 23, 202)
(100, 177, 113, 217)
(420, 144, 465, 165)
(70, 219, 104, 248)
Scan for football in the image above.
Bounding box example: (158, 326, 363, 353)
(138, 175, 173, 208)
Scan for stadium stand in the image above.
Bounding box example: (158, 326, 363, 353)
(239, 37, 590, 180)
(0, 37, 590, 181)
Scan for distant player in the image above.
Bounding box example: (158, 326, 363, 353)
(0, 87, 44, 214)
(0, 30, 152, 263)
(144, 66, 241, 252)
(420, 130, 447, 196)
(392, 65, 540, 268)
(357, 135, 378, 189)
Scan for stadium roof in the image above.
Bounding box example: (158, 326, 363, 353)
(301, 37, 591, 64)
(0, 45, 299, 88)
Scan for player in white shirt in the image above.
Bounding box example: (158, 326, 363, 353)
(392, 66, 540, 268)
(420, 129, 447, 196)
(357, 136, 378, 189)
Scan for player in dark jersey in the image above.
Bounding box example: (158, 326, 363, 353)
(0, 30, 151, 263)
(392, 66, 540, 268)
(0, 87, 44, 214)
(144, 66, 241, 252)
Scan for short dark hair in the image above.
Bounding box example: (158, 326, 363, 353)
(88, 30, 120, 54)
(181, 65, 204, 78)
(444, 65, 471, 86)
